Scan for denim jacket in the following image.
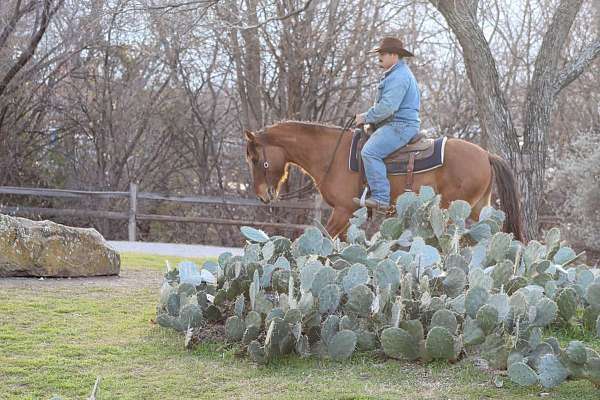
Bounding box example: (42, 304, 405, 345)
(365, 59, 420, 127)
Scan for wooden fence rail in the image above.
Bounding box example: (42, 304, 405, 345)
(0, 184, 563, 244)
(0, 185, 328, 210)
(0, 184, 328, 241)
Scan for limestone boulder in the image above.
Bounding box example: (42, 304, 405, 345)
(0, 214, 120, 277)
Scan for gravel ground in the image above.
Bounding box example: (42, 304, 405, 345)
(107, 240, 243, 257)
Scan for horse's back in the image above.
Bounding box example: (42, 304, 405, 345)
(389, 137, 492, 207)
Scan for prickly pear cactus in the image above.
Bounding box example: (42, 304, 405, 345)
(508, 362, 538, 386)
(225, 316, 245, 342)
(318, 284, 342, 314)
(179, 304, 203, 328)
(154, 186, 600, 390)
(321, 315, 340, 346)
(538, 354, 569, 388)
(430, 309, 458, 334)
(425, 326, 456, 361)
(476, 304, 498, 335)
(346, 284, 374, 317)
(557, 287, 577, 322)
(381, 327, 421, 361)
(327, 330, 357, 361)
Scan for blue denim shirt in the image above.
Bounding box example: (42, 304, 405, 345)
(365, 60, 420, 127)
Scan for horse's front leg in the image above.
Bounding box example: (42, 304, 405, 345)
(325, 207, 353, 239)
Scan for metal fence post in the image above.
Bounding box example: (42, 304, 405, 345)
(128, 182, 138, 241)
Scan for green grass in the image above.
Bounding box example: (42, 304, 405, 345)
(1, 253, 599, 399)
(118, 252, 213, 271)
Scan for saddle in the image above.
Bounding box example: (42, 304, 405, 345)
(349, 126, 447, 192)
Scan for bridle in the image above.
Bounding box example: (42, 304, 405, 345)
(256, 117, 355, 201)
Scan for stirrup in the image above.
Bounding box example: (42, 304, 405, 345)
(352, 197, 390, 211)
(358, 187, 368, 207)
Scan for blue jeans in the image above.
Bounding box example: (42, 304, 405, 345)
(361, 122, 419, 204)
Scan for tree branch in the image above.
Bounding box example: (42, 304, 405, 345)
(522, 0, 583, 153)
(0, 0, 65, 98)
(555, 38, 600, 95)
(146, 0, 218, 10)
(226, 0, 314, 31)
(528, 0, 583, 87)
(0, 0, 25, 51)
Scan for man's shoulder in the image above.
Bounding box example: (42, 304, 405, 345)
(394, 62, 418, 81)
(385, 63, 411, 82)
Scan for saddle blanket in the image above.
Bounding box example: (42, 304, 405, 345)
(349, 134, 447, 175)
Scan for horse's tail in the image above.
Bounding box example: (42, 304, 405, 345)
(488, 153, 526, 243)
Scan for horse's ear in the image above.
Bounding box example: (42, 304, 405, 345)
(245, 130, 259, 160)
(244, 130, 256, 142)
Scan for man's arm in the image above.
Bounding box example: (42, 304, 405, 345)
(364, 73, 409, 124)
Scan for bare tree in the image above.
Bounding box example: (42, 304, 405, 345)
(428, 0, 600, 238)
(0, 0, 67, 186)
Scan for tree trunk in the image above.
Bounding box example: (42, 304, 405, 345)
(221, 0, 263, 130)
(430, 0, 520, 160)
(241, 0, 263, 129)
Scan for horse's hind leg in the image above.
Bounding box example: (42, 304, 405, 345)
(469, 168, 493, 222)
(326, 207, 353, 239)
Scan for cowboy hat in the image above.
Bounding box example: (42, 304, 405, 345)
(368, 37, 414, 57)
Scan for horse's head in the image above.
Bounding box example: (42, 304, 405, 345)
(244, 129, 288, 203)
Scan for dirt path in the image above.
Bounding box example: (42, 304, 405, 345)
(0, 267, 162, 291)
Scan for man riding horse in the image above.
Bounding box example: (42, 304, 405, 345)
(243, 37, 525, 242)
(354, 36, 420, 212)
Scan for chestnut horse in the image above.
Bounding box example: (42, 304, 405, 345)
(244, 121, 524, 242)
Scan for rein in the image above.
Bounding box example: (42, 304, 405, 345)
(264, 117, 354, 201)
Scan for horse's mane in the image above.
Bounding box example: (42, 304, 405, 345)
(264, 120, 344, 135)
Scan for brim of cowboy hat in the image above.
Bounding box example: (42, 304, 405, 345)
(368, 46, 414, 57)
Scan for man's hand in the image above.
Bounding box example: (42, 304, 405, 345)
(355, 113, 366, 126)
